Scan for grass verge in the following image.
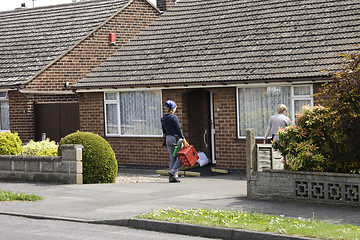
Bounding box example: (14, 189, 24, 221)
(136, 208, 360, 240)
(0, 190, 44, 201)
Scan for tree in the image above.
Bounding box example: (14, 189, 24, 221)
(315, 50, 360, 172)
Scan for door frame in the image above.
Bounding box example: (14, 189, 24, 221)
(210, 92, 216, 164)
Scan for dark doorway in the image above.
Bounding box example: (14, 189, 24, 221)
(186, 89, 212, 160)
(34, 103, 80, 142)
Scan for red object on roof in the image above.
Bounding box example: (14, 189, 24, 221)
(109, 32, 116, 43)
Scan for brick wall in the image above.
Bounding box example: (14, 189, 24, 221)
(78, 92, 169, 167)
(8, 90, 35, 141)
(10, 0, 160, 142)
(9, 90, 78, 142)
(78, 92, 104, 135)
(78, 88, 247, 170)
(211, 87, 247, 169)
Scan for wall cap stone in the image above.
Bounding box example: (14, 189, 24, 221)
(264, 169, 360, 178)
(60, 144, 83, 150)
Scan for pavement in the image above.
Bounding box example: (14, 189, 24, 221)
(1, 167, 360, 240)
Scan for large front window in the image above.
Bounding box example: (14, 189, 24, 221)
(237, 85, 313, 138)
(0, 92, 9, 131)
(104, 90, 162, 137)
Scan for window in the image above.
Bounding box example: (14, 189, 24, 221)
(0, 92, 9, 131)
(104, 90, 163, 137)
(237, 85, 313, 138)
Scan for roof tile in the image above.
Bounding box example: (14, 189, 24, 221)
(75, 0, 360, 88)
(0, 0, 129, 87)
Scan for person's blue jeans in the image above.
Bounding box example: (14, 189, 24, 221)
(166, 135, 182, 178)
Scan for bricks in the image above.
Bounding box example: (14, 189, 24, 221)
(79, 87, 248, 170)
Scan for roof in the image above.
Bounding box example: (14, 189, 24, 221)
(74, 0, 360, 89)
(0, 0, 136, 88)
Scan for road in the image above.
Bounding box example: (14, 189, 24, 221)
(0, 214, 214, 240)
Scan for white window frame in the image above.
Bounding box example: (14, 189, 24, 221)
(104, 90, 163, 137)
(0, 91, 9, 132)
(104, 92, 120, 136)
(290, 85, 314, 122)
(236, 84, 313, 139)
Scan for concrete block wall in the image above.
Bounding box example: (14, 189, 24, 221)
(246, 128, 360, 206)
(0, 144, 83, 184)
(249, 170, 360, 206)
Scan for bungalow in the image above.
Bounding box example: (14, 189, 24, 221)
(73, 0, 360, 170)
(0, 0, 160, 142)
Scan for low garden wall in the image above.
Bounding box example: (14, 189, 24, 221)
(246, 129, 360, 206)
(0, 144, 83, 184)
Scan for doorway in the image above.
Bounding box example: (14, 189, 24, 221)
(186, 89, 215, 164)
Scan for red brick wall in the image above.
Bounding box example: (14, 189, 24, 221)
(78, 92, 104, 135)
(211, 87, 247, 169)
(8, 90, 34, 142)
(10, 0, 160, 142)
(78, 92, 169, 167)
(9, 90, 78, 142)
(78, 88, 247, 170)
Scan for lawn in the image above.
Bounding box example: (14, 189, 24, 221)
(0, 190, 43, 201)
(137, 208, 360, 240)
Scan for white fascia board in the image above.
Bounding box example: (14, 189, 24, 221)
(75, 80, 327, 93)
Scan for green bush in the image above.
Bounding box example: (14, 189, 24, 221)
(273, 50, 360, 173)
(59, 131, 118, 184)
(315, 50, 360, 172)
(0, 131, 22, 155)
(272, 105, 331, 172)
(21, 139, 58, 156)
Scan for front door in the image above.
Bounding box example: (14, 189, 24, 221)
(186, 89, 213, 164)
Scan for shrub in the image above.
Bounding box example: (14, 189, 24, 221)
(59, 131, 118, 184)
(315, 50, 360, 172)
(273, 50, 360, 173)
(21, 139, 58, 156)
(0, 131, 22, 155)
(273, 105, 332, 172)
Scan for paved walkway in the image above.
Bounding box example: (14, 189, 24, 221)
(0, 169, 359, 239)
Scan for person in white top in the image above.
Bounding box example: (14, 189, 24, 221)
(264, 104, 291, 144)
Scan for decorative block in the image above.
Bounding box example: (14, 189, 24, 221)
(328, 183, 342, 201)
(311, 182, 325, 200)
(344, 184, 359, 202)
(295, 181, 309, 198)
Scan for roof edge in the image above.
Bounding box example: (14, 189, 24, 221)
(74, 77, 331, 92)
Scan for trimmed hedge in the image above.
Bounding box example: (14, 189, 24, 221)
(59, 131, 118, 184)
(21, 139, 58, 156)
(0, 131, 22, 155)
